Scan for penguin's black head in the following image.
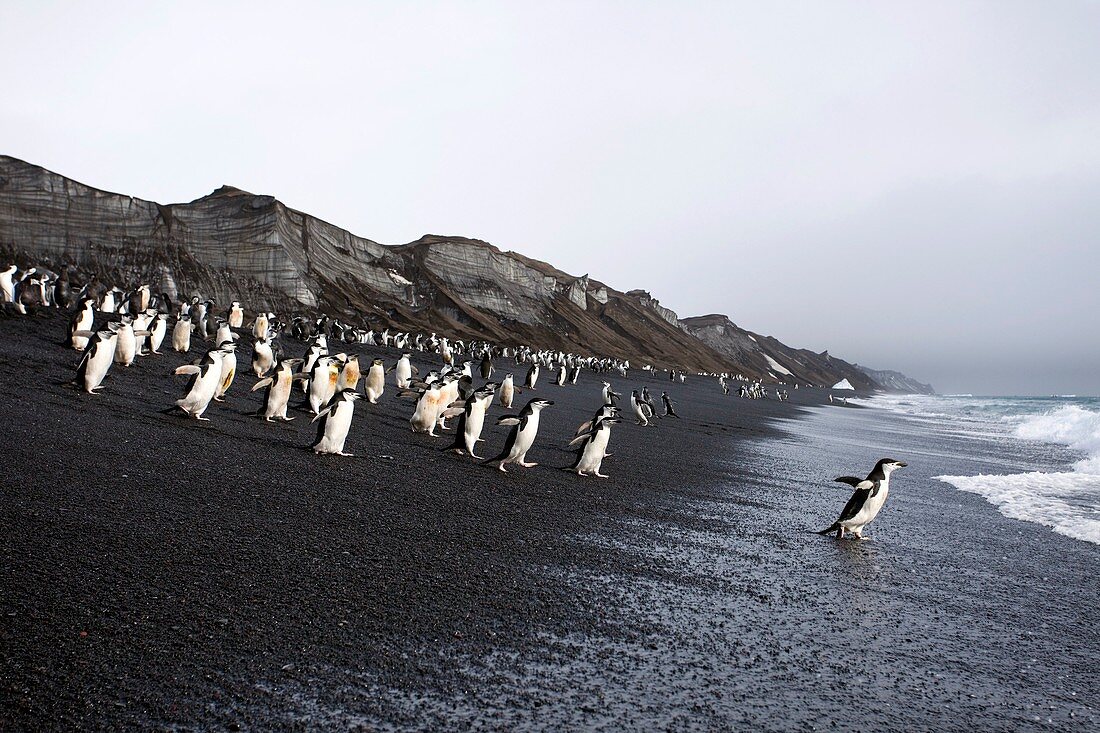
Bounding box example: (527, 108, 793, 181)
(877, 458, 907, 472)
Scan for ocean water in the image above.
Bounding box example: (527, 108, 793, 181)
(847, 394, 1100, 545)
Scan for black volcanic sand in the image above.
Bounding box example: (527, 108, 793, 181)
(1, 311, 1097, 731)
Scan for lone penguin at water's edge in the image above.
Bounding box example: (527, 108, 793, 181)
(818, 458, 907, 540)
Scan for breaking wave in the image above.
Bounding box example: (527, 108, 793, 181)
(1013, 405, 1100, 474)
(935, 402, 1100, 545)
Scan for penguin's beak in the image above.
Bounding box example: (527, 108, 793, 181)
(897, 461, 908, 468)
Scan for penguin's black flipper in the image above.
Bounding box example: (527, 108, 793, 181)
(481, 449, 509, 466)
(481, 426, 519, 465)
(834, 476, 864, 487)
(442, 414, 468, 453)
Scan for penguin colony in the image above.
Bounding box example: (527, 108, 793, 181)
(2, 263, 905, 538)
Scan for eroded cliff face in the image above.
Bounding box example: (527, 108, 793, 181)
(679, 314, 880, 390)
(0, 155, 736, 371)
(854, 365, 935, 395)
(0, 155, 900, 386)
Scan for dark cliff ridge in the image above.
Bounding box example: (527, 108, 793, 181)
(679, 314, 880, 391)
(0, 154, 904, 387)
(854, 365, 936, 395)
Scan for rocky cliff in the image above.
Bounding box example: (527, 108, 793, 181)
(679, 314, 880, 390)
(854, 365, 935, 395)
(0, 154, 907, 387)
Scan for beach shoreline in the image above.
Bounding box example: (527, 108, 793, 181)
(1, 310, 1097, 730)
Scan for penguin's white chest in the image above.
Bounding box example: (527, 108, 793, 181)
(115, 326, 136, 363)
(411, 388, 441, 432)
(218, 353, 236, 394)
(269, 374, 292, 414)
(150, 318, 166, 349)
(511, 413, 541, 455)
(365, 366, 385, 400)
(325, 403, 354, 441)
(179, 359, 223, 416)
(396, 360, 412, 386)
(466, 403, 487, 442)
(173, 321, 190, 349)
(578, 428, 611, 471)
(253, 343, 273, 375)
(86, 338, 117, 386)
(846, 483, 890, 529)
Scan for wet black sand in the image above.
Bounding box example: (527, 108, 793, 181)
(1, 311, 1097, 731)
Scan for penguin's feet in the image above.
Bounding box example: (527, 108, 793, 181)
(196, 416, 211, 422)
(338, 452, 354, 457)
(497, 462, 508, 473)
(214, 397, 225, 402)
(595, 472, 609, 479)
(519, 461, 538, 468)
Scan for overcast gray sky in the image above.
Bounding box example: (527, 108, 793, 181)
(2, 1, 1098, 394)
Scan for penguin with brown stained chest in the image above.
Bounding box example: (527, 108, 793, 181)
(252, 358, 306, 421)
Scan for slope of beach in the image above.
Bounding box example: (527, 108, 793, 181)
(1, 310, 1097, 731)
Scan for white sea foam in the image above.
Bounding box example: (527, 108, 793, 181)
(935, 402, 1100, 545)
(1013, 405, 1100, 474)
(850, 394, 1100, 545)
(936, 472, 1100, 544)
